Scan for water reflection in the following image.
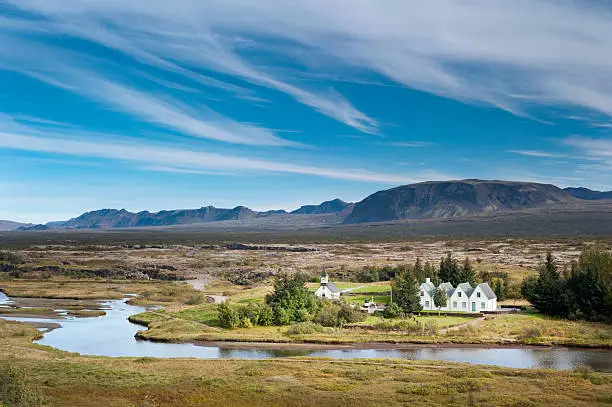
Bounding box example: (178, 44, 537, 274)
(0, 295, 610, 372)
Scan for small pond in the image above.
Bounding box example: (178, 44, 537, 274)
(1, 291, 610, 371)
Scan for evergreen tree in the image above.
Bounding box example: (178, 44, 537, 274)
(433, 287, 448, 315)
(391, 270, 422, 313)
(265, 271, 318, 324)
(460, 257, 476, 285)
(424, 261, 439, 285)
(439, 253, 461, 286)
(493, 278, 506, 301)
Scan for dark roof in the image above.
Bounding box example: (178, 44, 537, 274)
(321, 269, 328, 277)
(326, 282, 340, 293)
(458, 283, 474, 297)
(477, 282, 496, 299)
(439, 282, 454, 296)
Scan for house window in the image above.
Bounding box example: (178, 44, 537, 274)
(425, 301, 430, 307)
(420, 291, 424, 297)
(477, 292, 481, 298)
(458, 292, 462, 297)
(462, 302, 466, 308)
(453, 301, 457, 308)
(481, 302, 485, 308)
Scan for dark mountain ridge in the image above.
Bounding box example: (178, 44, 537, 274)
(18, 200, 350, 230)
(564, 187, 612, 200)
(345, 179, 575, 224)
(290, 199, 353, 215)
(14, 179, 602, 230)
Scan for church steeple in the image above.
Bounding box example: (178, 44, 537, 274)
(320, 268, 328, 285)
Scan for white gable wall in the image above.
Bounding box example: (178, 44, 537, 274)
(449, 286, 469, 312)
(419, 284, 435, 310)
(468, 285, 497, 312)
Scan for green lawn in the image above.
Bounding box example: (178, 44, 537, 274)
(344, 294, 390, 305)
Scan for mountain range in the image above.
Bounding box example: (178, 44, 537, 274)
(8, 180, 612, 231)
(563, 187, 612, 201)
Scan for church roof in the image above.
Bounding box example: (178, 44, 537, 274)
(326, 282, 340, 293)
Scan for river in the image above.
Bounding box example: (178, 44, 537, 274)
(1, 291, 610, 371)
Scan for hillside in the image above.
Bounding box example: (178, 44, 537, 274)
(0, 220, 30, 231)
(291, 199, 353, 215)
(18, 200, 350, 230)
(22, 206, 259, 230)
(345, 179, 575, 224)
(564, 187, 612, 200)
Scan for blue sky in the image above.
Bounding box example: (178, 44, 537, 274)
(1, 1, 612, 223)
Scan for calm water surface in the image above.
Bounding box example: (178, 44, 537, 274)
(1, 291, 610, 371)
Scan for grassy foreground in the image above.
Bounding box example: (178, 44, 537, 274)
(1, 319, 612, 407)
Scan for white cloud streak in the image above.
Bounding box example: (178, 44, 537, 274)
(0, 128, 422, 184)
(509, 150, 566, 158)
(0, 37, 293, 147)
(2, 2, 378, 134)
(8, 0, 612, 122)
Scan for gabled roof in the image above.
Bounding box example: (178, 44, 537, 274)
(326, 281, 340, 293)
(476, 282, 496, 299)
(438, 282, 454, 296)
(420, 281, 435, 294)
(458, 283, 474, 297)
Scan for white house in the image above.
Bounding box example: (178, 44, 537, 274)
(419, 278, 497, 313)
(314, 270, 341, 300)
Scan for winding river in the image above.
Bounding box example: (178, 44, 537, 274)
(1, 292, 610, 371)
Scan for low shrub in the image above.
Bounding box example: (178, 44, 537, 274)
(286, 322, 326, 335)
(520, 325, 543, 340)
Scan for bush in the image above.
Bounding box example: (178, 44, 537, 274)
(314, 302, 341, 327)
(337, 302, 365, 324)
(217, 302, 240, 329)
(285, 322, 326, 335)
(520, 326, 543, 340)
(382, 303, 401, 318)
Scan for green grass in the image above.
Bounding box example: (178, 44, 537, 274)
(344, 294, 390, 305)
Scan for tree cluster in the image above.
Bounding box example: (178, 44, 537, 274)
(522, 250, 612, 322)
(438, 254, 476, 286)
(356, 259, 436, 283)
(218, 271, 364, 328)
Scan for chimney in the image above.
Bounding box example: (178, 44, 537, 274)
(426, 278, 431, 284)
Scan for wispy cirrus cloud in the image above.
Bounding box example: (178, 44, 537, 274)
(0, 117, 422, 184)
(8, 0, 611, 122)
(508, 150, 566, 158)
(0, 37, 293, 147)
(2, 2, 378, 134)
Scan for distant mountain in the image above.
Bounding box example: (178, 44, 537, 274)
(564, 187, 612, 200)
(16, 180, 610, 231)
(18, 202, 352, 230)
(21, 206, 259, 230)
(0, 220, 31, 231)
(291, 199, 353, 215)
(345, 179, 575, 224)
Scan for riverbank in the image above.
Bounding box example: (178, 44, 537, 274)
(1, 318, 611, 407)
(130, 305, 612, 349)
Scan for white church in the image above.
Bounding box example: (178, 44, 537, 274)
(419, 278, 497, 313)
(314, 270, 341, 300)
